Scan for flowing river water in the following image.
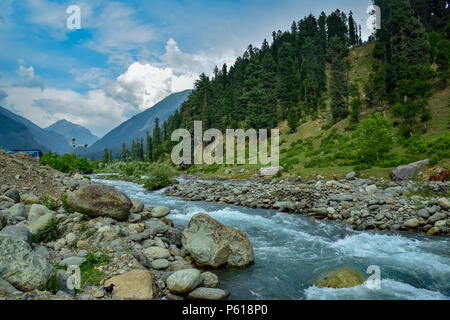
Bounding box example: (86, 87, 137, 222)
(93, 177, 450, 300)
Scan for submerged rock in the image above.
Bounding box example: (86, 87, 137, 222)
(182, 213, 254, 268)
(314, 267, 366, 289)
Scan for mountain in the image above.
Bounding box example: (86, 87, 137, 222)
(0, 112, 47, 151)
(45, 119, 99, 149)
(0, 106, 71, 154)
(86, 89, 191, 158)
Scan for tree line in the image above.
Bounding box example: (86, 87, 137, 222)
(107, 1, 449, 164)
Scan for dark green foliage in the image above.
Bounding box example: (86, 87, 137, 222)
(40, 195, 57, 211)
(356, 112, 394, 162)
(143, 164, 178, 191)
(32, 217, 60, 243)
(329, 36, 350, 121)
(61, 194, 74, 214)
(40, 153, 93, 174)
(79, 251, 110, 286)
(372, 0, 433, 131)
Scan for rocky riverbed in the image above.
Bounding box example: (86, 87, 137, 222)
(0, 172, 253, 300)
(165, 176, 450, 237)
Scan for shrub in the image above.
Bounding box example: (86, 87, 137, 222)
(40, 195, 57, 211)
(143, 164, 178, 191)
(61, 194, 74, 214)
(40, 153, 93, 174)
(32, 217, 60, 243)
(355, 112, 394, 163)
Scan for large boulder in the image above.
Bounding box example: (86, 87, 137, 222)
(0, 235, 55, 291)
(166, 269, 202, 294)
(67, 184, 132, 221)
(258, 166, 283, 177)
(314, 267, 366, 289)
(0, 226, 31, 244)
(390, 159, 429, 181)
(8, 203, 27, 219)
(182, 213, 254, 268)
(104, 269, 158, 300)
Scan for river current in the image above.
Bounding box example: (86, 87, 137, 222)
(93, 178, 450, 300)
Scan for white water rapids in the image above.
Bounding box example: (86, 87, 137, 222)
(94, 178, 450, 300)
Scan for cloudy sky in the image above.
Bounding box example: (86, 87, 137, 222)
(0, 0, 373, 137)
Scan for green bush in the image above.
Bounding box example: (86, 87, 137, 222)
(61, 194, 74, 214)
(40, 195, 57, 211)
(32, 217, 60, 243)
(40, 153, 93, 174)
(355, 112, 394, 163)
(143, 164, 178, 191)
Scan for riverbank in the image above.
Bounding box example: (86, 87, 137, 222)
(165, 176, 450, 237)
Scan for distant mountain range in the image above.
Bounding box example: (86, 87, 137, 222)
(0, 112, 46, 151)
(0, 106, 71, 154)
(85, 89, 191, 159)
(0, 89, 191, 157)
(45, 119, 98, 149)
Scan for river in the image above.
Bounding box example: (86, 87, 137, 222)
(93, 177, 450, 300)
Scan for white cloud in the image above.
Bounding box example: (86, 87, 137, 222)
(3, 87, 133, 137)
(14, 64, 44, 91)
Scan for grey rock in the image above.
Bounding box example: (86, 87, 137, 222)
(0, 235, 55, 291)
(145, 219, 169, 234)
(346, 172, 356, 180)
(29, 213, 55, 234)
(4, 188, 20, 203)
(0, 277, 22, 296)
(187, 287, 230, 300)
(67, 184, 132, 221)
(132, 251, 153, 268)
(130, 199, 144, 213)
(59, 256, 86, 267)
(151, 206, 171, 218)
(0, 225, 31, 244)
(390, 159, 429, 181)
(182, 213, 254, 268)
(273, 201, 296, 212)
(428, 212, 447, 224)
(201, 271, 219, 288)
(151, 259, 170, 270)
(166, 269, 202, 294)
(417, 209, 430, 219)
(128, 229, 156, 242)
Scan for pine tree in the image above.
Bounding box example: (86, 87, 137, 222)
(348, 11, 357, 46)
(102, 148, 109, 164)
(328, 36, 349, 121)
(386, 0, 432, 130)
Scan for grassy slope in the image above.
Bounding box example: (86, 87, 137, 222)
(185, 43, 449, 180)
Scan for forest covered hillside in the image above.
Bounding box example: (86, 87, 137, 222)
(103, 0, 449, 180)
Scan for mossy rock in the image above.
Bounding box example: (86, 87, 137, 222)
(314, 267, 366, 289)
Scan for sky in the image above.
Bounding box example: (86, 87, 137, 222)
(0, 0, 374, 138)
